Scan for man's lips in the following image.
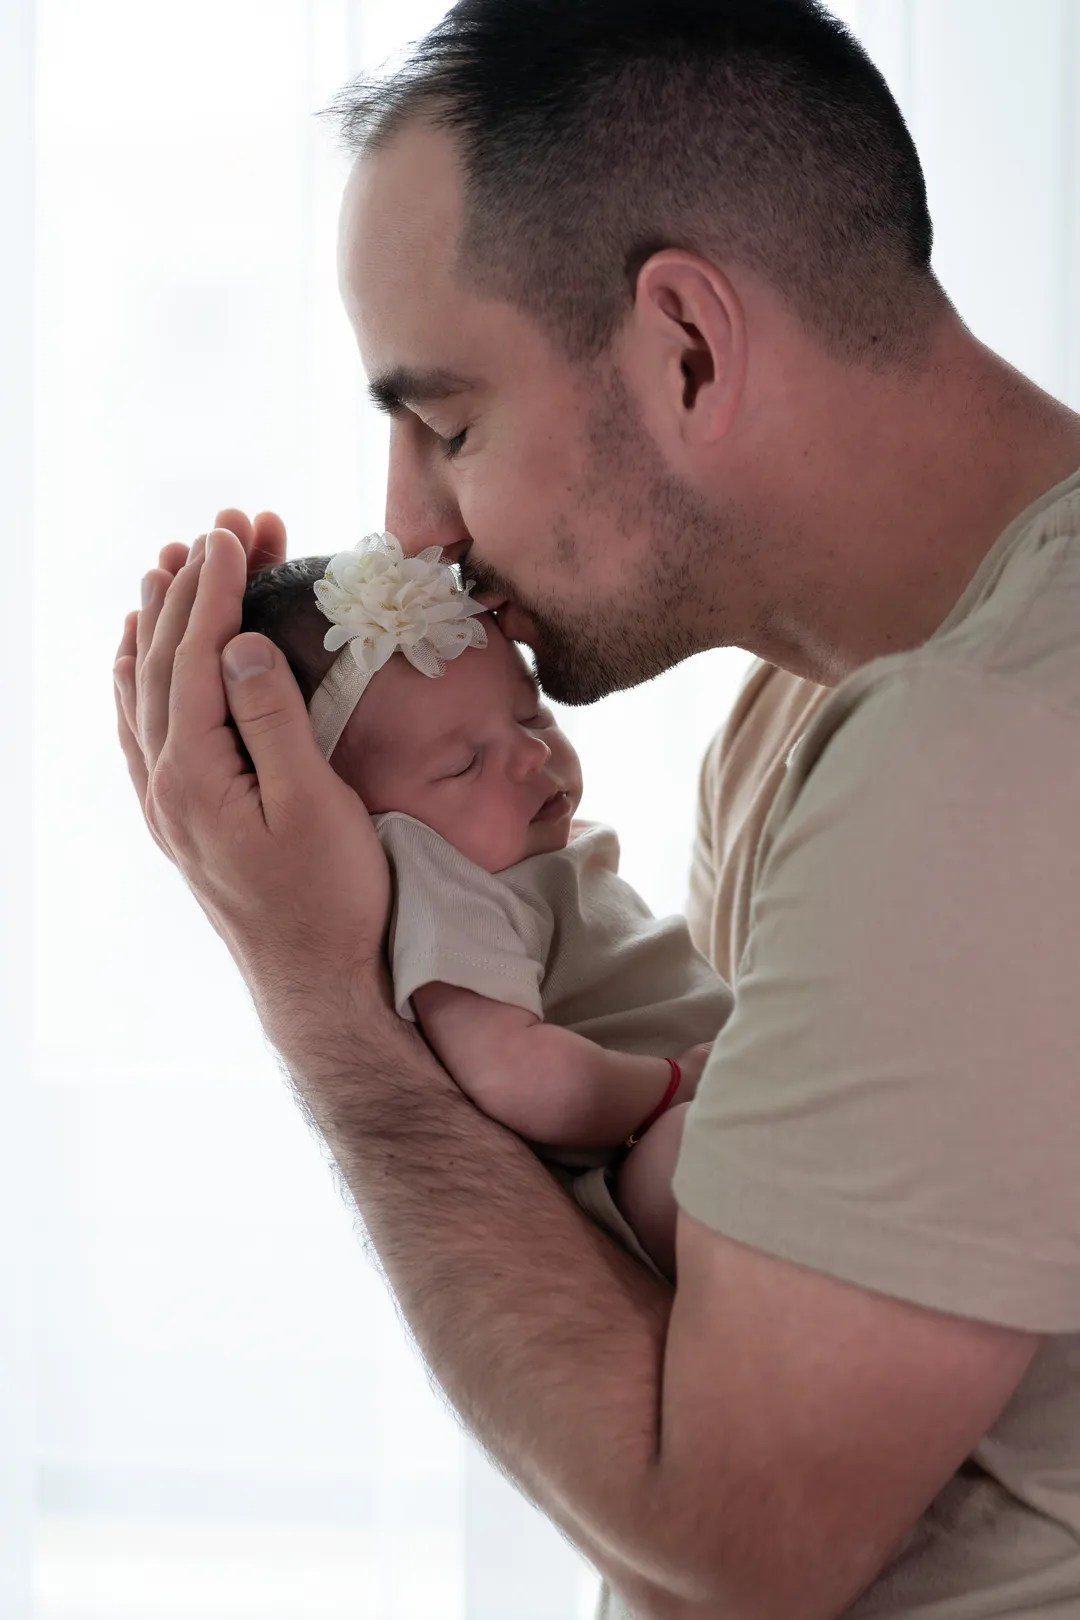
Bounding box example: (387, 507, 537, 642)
(492, 602, 533, 643)
(468, 588, 523, 628)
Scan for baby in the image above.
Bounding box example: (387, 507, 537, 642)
(241, 534, 733, 1280)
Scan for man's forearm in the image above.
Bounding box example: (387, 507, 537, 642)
(286, 1002, 704, 1615)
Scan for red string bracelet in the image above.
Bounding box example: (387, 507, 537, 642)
(624, 1058, 682, 1148)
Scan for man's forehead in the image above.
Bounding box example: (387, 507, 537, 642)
(338, 123, 464, 332)
(338, 122, 568, 404)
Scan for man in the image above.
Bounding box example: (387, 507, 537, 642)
(114, 2, 1080, 1616)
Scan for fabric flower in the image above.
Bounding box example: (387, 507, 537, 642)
(313, 531, 488, 679)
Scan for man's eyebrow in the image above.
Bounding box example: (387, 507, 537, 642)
(368, 366, 478, 416)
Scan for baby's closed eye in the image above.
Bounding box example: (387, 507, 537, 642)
(442, 752, 480, 780)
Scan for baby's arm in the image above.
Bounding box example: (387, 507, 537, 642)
(410, 981, 698, 1148)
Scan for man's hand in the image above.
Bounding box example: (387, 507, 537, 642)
(114, 507, 286, 839)
(112, 507, 392, 1061)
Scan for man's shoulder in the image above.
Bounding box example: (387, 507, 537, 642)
(933, 474, 1080, 702)
(774, 651, 1080, 885)
(784, 478, 1080, 813)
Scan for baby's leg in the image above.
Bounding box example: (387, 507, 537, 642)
(613, 1102, 691, 1283)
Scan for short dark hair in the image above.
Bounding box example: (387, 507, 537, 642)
(241, 556, 332, 703)
(322, 0, 943, 365)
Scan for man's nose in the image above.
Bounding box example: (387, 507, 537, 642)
(384, 416, 470, 562)
(510, 732, 552, 783)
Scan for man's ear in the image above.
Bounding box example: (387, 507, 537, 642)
(626, 249, 746, 448)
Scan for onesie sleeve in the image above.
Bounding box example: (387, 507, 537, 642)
(375, 814, 554, 1022)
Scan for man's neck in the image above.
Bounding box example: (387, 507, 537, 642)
(742, 322, 1080, 687)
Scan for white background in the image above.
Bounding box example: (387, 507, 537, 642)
(2, 1, 1077, 1616)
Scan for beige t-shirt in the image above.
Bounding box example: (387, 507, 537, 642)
(686, 660, 832, 984)
(374, 815, 732, 1170)
(671, 466, 1080, 1619)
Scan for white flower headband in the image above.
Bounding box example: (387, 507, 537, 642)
(307, 531, 488, 759)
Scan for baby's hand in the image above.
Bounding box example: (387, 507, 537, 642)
(674, 1041, 715, 1100)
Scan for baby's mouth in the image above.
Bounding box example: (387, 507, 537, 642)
(531, 789, 571, 824)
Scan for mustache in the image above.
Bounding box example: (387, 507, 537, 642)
(459, 554, 514, 600)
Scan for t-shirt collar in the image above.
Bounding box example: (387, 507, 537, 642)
(931, 462, 1080, 641)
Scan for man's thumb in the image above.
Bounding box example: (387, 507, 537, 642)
(222, 633, 276, 685)
(222, 633, 322, 786)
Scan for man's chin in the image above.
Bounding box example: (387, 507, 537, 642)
(531, 650, 627, 708)
(495, 604, 633, 706)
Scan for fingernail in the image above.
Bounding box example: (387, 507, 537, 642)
(189, 537, 206, 565)
(222, 639, 274, 682)
(141, 575, 154, 607)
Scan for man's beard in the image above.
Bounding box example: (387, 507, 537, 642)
(459, 557, 680, 703)
(461, 377, 734, 705)
(462, 533, 707, 706)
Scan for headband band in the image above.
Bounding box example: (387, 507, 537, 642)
(307, 652, 375, 760)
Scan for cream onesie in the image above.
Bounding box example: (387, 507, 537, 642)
(375, 811, 733, 1270)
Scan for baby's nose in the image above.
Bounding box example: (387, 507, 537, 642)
(514, 733, 551, 779)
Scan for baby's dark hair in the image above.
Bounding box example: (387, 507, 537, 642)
(240, 556, 335, 703)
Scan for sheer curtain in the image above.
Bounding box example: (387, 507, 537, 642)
(15, 3, 1079, 1618)
(3, 3, 36, 1617)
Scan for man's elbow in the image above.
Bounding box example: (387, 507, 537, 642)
(602, 1527, 863, 1620)
(613, 1580, 848, 1620)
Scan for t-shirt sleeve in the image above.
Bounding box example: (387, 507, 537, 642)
(684, 661, 772, 962)
(376, 815, 553, 1022)
(673, 663, 1080, 1332)
(685, 728, 720, 957)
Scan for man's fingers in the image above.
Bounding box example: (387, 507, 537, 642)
(116, 607, 137, 666)
(215, 508, 254, 550)
(135, 566, 177, 677)
(139, 550, 208, 765)
(220, 631, 325, 824)
(159, 540, 195, 575)
(249, 510, 288, 576)
(161, 528, 250, 783)
(113, 653, 171, 857)
(114, 667, 149, 803)
(114, 657, 138, 752)
(114, 611, 140, 739)
(212, 508, 287, 577)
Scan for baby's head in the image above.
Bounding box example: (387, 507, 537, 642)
(242, 553, 583, 873)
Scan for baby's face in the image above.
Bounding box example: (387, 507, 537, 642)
(335, 621, 584, 873)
